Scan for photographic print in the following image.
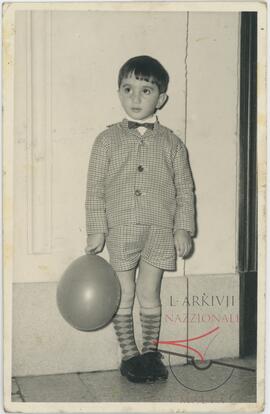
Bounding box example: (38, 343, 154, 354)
(3, 1, 267, 412)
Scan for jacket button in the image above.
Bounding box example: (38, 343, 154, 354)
(138, 165, 144, 172)
(135, 190, 142, 196)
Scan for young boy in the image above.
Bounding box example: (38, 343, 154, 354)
(85, 56, 195, 383)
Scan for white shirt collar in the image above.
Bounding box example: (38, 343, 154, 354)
(125, 114, 158, 124)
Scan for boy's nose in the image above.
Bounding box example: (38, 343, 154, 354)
(132, 92, 141, 104)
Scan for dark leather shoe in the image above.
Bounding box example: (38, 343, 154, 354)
(120, 354, 155, 383)
(140, 351, 168, 381)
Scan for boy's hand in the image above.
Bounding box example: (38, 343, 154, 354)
(85, 233, 105, 255)
(174, 229, 192, 258)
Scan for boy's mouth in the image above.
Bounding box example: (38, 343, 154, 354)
(131, 107, 142, 112)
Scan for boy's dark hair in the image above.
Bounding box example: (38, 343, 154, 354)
(118, 55, 169, 93)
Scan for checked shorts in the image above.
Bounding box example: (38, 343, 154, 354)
(105, 225, 176, 272)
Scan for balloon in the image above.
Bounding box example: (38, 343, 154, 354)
(57, 255, 121, 331)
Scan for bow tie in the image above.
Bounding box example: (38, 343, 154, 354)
(128, 121, 155, 130)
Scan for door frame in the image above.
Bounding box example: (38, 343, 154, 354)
(238, 12, 257, 357)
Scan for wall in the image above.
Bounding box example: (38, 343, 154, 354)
(12, 10, 240, 376)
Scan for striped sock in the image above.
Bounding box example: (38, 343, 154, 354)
(112, 312, 139, 361)
(140, 306, 161, 354)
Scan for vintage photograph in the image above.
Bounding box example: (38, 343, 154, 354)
(3, 1, 267, 412)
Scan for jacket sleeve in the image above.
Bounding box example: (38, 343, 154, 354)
(85, 132, 110, 235)
(172, 141, 196, 236)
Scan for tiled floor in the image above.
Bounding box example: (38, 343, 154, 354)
(12, 356, 256, 403)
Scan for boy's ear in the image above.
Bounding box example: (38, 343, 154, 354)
(156, 93, 168, 110)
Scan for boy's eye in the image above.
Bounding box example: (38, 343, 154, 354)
(143, 88, 151, 95)
(123, 86, 131, 94)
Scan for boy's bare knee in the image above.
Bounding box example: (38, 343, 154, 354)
(120, 288, 135, 307)
(136, 284, 160, 308)
(117, 278, 136, 308)
(137, 294, 160, 309)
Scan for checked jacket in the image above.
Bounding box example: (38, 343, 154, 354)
(85, 118, 195, 236)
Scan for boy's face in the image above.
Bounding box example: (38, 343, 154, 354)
(118, 72, 167, 120)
